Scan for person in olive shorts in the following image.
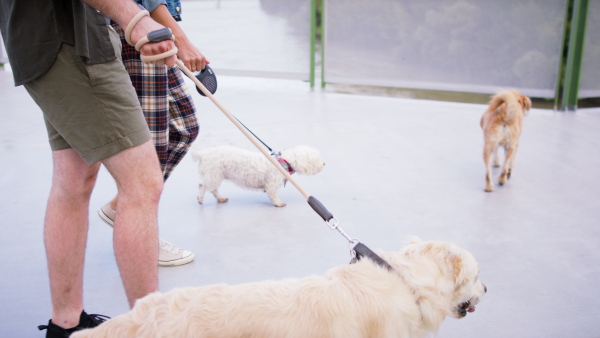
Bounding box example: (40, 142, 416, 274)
(0, 0, 177, 336)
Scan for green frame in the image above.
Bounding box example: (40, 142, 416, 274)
(560, 0, 590, 111)
(310, 0, 316, 88)
(313, 0, 594, 108)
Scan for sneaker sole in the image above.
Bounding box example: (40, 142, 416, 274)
(159, 252, 195, 267)
(98, 208, 115, 228)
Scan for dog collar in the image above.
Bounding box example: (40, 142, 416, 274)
(272, 152, 295, 186)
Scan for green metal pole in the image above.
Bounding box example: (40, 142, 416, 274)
(321, 0, 326, 88)
(561, 0, 589, 111)
(310, 0, 316, 88)
(554, 0, 572, 110)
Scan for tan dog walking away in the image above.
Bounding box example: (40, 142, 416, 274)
(480, 89, 532, 192)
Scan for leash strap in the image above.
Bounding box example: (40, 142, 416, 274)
(139, 47, 178, 63)
(232, 116, 273, 153)
(125, 9, 150, 46)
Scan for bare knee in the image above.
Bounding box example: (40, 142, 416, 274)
(122, 172, 163, 205)
(103, 141, 165, 204)
(51, 150, 101, 199)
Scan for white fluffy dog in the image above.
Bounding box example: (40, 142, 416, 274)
(72, 238, 486, 338)
(191, 145, 325, 207)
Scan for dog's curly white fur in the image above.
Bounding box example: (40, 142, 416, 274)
(72, 238, 486, 338)
(480, 89, 531, 192)
(191, 145, 324, 207)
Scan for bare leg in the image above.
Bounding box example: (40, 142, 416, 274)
(45, 149, 100, 328)
(102, 140, 163, 307)
(108, 195, 118, 211)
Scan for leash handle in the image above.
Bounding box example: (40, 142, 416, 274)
(177, 60, 310, 200)
(308, 196, 333, 221)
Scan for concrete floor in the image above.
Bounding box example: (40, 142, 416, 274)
(1, 62, 600, 337)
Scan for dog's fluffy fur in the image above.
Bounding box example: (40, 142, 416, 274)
(72, 238, 486, 338)
(480, 89, 531, 192)
(191, 145, 324, 207)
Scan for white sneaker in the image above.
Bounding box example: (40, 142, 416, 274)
(98, 203, 195, 267)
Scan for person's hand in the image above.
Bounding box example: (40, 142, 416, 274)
(131, 16, 177, 67)
(176, 39, 209, 72)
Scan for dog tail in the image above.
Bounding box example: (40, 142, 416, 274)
(488, 89, 530, 123)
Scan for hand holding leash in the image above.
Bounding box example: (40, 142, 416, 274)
(125, 9, 178, 66)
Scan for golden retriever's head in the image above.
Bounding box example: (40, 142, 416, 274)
(390, 237, 486, 329)
(445, 244, 486, 319)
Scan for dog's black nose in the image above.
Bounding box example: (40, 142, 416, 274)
(483, 283, 487, 293)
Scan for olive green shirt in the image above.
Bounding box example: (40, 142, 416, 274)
(0, 0, 116, 86)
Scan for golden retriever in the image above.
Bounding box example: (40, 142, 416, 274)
(480, 89, 532, 192)
(72, 238, 486, 338)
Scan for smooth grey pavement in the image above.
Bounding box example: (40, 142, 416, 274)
(1, 63, 599, 337)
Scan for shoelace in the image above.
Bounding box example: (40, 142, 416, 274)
(87, 314, 110, 327)
(159, 240, 182, 254)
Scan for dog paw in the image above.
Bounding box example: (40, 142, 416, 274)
(274, 202, 286, 207)
(484, 185, 494, 192)
(217, 198, 229, 203)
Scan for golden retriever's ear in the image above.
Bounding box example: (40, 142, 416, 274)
(450, 254, 464, 283)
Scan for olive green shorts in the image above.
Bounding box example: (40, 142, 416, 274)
(23, 26, 150, 165)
